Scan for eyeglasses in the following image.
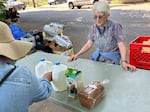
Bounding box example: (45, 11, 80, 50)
(93, 15, 104, 20)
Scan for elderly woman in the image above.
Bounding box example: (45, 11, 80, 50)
(67, 1, 136, 71)
(0, 21, 53, 112)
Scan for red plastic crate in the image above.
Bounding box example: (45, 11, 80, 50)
(130, 36, 150, 70)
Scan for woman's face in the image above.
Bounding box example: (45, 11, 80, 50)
(93, 11, 109, 27)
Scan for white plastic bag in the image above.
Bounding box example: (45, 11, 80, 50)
(43, 22, 64, 36)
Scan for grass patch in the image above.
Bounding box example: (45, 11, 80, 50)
(111, 0, 121, 4)
(36, 0, 48, 6)
(21, 0, 48, 8)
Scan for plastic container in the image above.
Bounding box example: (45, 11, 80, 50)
(54, 35, 72, 48)
(130, 36, 150, 70)
(65, 68, 84, 91)
(51, 61, 68, 92)
(35, 58, 53, 78)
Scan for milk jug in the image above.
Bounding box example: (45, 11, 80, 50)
(35, 58, 53, 78)
(51, 61, 67, 91)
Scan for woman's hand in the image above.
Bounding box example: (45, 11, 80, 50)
(67, 55, 78, 62)
(121, 61, 136, 71)
(42, 72, 53, 81)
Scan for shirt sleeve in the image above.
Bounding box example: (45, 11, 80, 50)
(87, 26, 96, 42)
(31, 78, 52, 103)
(114, 23, 125, 42)
(21, 66, 52, 103)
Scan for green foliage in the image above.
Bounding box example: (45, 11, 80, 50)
(1, 0, 7, 2)
(36, 0, 48, 6)
(21, 0, 48, 7)
(0, 2, 7, 22)
(111, 0, 121, 4)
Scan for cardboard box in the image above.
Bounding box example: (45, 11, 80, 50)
(53, 48, 74, 56)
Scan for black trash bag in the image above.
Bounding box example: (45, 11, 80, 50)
(33, 32, 53, 53)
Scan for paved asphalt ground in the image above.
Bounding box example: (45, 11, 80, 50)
(17, 2, 150, 112)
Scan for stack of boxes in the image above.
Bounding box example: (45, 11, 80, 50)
(43, 22, 74, 56)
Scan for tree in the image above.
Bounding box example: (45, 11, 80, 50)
(0, 2, 7, 22)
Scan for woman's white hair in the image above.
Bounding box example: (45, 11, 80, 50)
(92, 0, 110, 15)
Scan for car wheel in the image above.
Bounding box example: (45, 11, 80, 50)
(48, 3, 52, 5)
(68, 2, 74, 9)
(93, 0, 99, 4)
(23, 7, 26, 10)
(77, 6, 82, 9)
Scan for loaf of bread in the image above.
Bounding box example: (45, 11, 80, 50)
(142, 39, 150, 53)
(78, 81, 104, 109)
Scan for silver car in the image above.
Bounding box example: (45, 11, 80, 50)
(6, 0, 26, 10)
(67, 0, 98, 9)
(48, 0, 67, 5)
